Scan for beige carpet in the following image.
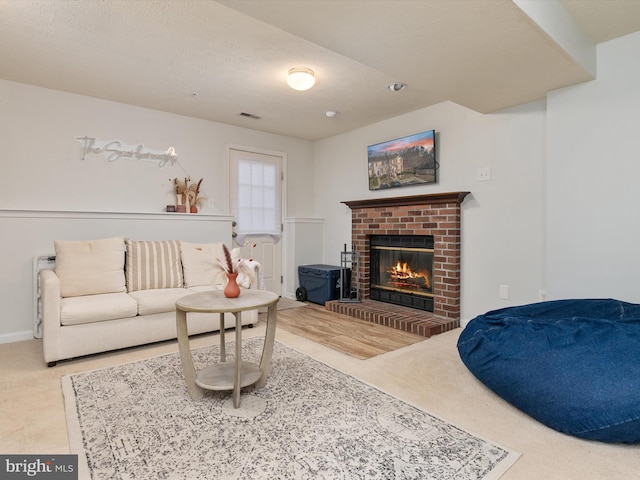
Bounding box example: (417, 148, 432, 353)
(2, 321, 640, 479)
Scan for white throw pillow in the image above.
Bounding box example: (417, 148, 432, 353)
(180, 241, 225, 288)
(54, 237, 126, 298)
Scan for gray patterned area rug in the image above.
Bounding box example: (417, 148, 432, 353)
(62, 338, 519, 480)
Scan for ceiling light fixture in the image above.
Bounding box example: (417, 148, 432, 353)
(287, 67, 316, 91)
(324, 110, 340, 118)
(387, 82, 407, 92)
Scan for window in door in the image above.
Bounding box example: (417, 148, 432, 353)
(230, 149, 282, 243)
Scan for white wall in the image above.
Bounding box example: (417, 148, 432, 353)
(0, 80, 314, 217)
(0, 80, 317, 340)
(4, 28, 638, 341)
(313, 100, 547, 324)
(314, 30, 640, 321)
(546, 31, 640, 302)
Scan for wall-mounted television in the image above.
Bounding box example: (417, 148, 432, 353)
(367, 129, 438, 190)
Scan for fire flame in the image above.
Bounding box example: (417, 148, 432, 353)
(388, 261, 430, 289)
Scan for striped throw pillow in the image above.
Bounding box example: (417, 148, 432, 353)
(125, 240, 183, 292)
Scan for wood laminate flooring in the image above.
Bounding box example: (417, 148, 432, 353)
(268, 302, 426, 359)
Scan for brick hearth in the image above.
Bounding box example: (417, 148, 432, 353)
(325, 299, 459, 337)
(327, 192, 469, 338)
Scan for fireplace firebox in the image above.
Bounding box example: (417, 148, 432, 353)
(369, 235, 434, 311)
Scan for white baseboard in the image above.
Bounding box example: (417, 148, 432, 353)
(0, 330, 34, 344)
(459, 317, 472, 329)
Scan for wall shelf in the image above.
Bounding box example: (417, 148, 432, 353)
(342, 191, 470, 209)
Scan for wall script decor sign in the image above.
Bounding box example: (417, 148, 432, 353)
(75, 136, 178, 167)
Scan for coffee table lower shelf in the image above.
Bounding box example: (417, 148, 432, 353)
(195, 362, 263, 391)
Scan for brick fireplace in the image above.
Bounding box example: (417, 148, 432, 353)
(326, 191, 469, 337)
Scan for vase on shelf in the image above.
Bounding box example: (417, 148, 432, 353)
(224, 272, 241, 298)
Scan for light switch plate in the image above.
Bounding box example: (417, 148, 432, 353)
(477, 167, 491, 181)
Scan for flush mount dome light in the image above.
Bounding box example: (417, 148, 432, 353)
(324, 110, 340, 118)
(287, 67, 316, 91)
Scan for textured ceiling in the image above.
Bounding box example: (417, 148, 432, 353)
(1, 0, 639, 141)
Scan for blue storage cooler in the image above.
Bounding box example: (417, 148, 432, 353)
(298, 264, 343, 305)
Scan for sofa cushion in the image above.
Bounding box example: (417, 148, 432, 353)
(125, 240, 183, 292)
(180, 241, 225, 288)
(186, 285, 216, 293)
(55, 237, 126, 298)
(128, 288, 190, 315)
(60, 292, 138, 326)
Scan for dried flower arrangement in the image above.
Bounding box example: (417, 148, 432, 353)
(214, 244, 256, 288)
(218, 244, 236, 274)
(186, 178, 204, 209)
(170, 177, 206, 212)
(244, 240, 257, 261)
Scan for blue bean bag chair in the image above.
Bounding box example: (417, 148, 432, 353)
(457, 299, 640, 443)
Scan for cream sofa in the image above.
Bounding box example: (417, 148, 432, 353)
(41, 237, 259, 366)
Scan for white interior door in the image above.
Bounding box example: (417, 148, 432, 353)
(229, 148, 283, 295)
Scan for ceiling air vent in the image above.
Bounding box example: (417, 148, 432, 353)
(239, 112, 261, 120)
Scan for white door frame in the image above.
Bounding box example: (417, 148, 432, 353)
(227, 143, 287, 295)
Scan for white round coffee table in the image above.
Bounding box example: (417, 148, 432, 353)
(175, 289, 279, 408)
